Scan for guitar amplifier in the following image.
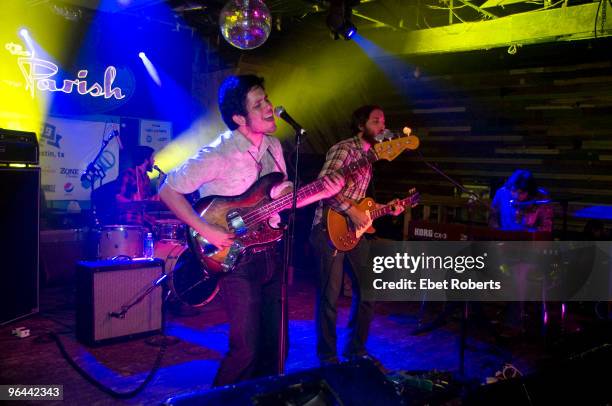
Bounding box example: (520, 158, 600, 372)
(76, 258, 164, 346)
(0, 128, 39, 164)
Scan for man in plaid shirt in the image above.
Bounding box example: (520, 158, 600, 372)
(310, 105, 404, 368)
(115, 146, 159, 226)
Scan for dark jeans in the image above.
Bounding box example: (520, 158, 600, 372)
(310, 224, 375, 362)
(213, 245, 286, 386)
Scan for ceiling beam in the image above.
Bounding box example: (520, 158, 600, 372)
(371, 2, 612, 56)
(455, 0, 498, 20)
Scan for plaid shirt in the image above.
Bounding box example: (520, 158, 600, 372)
(312, 136, 372, 227)
(116, 167, 155, 225)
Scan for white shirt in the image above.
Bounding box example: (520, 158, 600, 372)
(165, 129, 289, 199)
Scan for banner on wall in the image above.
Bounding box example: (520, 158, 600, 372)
(139, 119, 172, 152)
(40, 117, 120, 201)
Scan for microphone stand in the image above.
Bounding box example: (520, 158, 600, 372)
(109, 272, 168, 319)
(82, 130, 118, 228)
(415, 150, 489, 211)
(279, 127, 305, 374)
(413, 150, 489, 377)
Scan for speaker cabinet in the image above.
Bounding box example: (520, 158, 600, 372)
(0, 167, 40, 325)
(76, 258, 164, 346)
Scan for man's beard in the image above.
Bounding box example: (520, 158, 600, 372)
(362, 127, 379, 145)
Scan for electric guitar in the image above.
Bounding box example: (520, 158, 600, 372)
(326, 188, 420, 251)
(187, 135, 420, 274)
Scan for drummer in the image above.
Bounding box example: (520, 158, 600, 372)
(115, 145, 160, 227)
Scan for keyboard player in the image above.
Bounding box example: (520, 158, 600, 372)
(489, 169, 553, 233)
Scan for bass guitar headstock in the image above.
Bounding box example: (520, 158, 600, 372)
(373, 135, 420, 162)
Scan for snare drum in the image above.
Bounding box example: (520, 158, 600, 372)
(154, 240, 219, 307)
(99, 225, 144, 259)
(153, 219, 186, 242)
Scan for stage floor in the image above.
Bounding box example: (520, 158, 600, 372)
(0, 275, 603, 405)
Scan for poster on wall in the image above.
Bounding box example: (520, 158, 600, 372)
(40, 117, 120, 201)
(139, 119, 172, 152)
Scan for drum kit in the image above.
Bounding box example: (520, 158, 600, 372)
(96, 200, 219, 307)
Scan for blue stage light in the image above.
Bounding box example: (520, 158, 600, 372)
(345, 26, 356, 40)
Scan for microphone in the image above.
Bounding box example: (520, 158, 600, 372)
(274, 106, 307, 135)
(374, 129, 394, 142)
(153, 165, 166, 176)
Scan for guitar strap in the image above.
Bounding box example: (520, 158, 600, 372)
(266, 148, 283, 175)
(248, 148, 281, 180)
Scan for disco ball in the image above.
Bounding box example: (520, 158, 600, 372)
(219, 0, 272, 50)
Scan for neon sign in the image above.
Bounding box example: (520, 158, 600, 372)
(5, 42, 126, 100)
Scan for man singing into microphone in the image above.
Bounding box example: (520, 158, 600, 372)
(115, 145, 160, 226)
(489, 169, 553, 232)
(160, 74, 343, 385)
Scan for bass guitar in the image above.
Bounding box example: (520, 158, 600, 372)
(326, 188, 420, 251)
(187, 135, 420, 274)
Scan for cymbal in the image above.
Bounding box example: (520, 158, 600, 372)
(116, 200, 168, 211)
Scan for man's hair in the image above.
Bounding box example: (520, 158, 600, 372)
(133, 145, 155, 167)
(506, 169, 538, 196)
(350, 104, 383, 135)
(218, 75, 265, 130)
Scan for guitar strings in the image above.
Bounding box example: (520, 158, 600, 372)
(240, 149, 377, 226)
(240, 153, 373, 225)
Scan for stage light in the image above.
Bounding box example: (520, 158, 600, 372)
(18, 28, 35, 55)
(326, 0, 359, 41)
(344, 22, 357, 40)
(138, 52, 161, 87)
(328, 19, 357, 41)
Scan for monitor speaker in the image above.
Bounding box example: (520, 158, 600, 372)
(163, 358, 402, 405)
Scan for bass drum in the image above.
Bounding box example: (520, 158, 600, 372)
(154, 240, 220, 307)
